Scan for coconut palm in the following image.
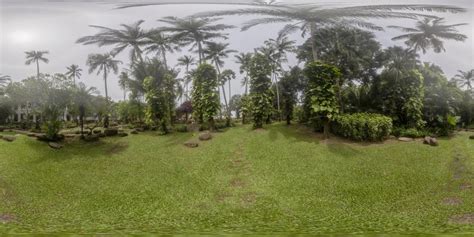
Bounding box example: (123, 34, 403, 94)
(118, 72, 129, 101)
(158, 16, 235, 64)
(389, 18, 467, 54)
(204, 42, 236, 119)
(65, 64, 82, 85)
(235, 52, 253, 95)
(176, 55, 196, 100)
(453, 69, 474, 91)
(144, 30, 177, 69)
(0, 74, 11, 87)
(86, 53, 121, 128)
(195, 4, 465, 61)
(77, 20, 147, 63)
(74, 82, 98, 138)
(25, 50, 49, 79)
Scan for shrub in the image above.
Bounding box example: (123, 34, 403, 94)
(174, 124, 188, 133)
(392, 127, 429, 138)
(332, 113, 392, 141)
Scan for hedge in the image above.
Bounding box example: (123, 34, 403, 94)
(332, 113, 393, 141)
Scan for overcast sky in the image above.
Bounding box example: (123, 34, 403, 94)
(1, 0, 473, 101)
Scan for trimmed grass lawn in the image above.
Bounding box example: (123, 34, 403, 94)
(0, 124, 473, 235)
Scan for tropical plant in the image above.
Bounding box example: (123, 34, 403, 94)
(86, 53, 121, 128)
(389, 18, 467, 54)
(143, 74, 174, 134)
(0, 74, 11, 88)
(144, 30, 176, 69)
(65, 64, 82, 85)
(25, 50, 49, 79)
(452, 69, 474, 91)
(177, 55, 196, 100)
(192, 64, 220, 130)
(332, 113, 393, 141)
(195, 4, 465, 61)
(249, 53, 273, 129)
(279, 67, 302, 125)
(74, 82, 98, 138)
(157, 16, 234, 63)
(77, 20, 147, 63)
(229, 94, 242, 119)
(234, 52, 253, 95)
(304, 62, 341, 139)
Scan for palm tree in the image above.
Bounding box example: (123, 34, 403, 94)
(0, 74, 11, 87)
(158, 16, 235, 64)
(195, 4, 465, 61)
(453, 69, 474, 91)
(235, 52, 253, 95)
(25, 50, 49, 79)
(74, 82, 98, 138)
(389, 18, 467, 54)
(204, 42, 236, 120)
(176, 55, 196, 100)
(118, 72, 129, 101)
(65, 64, 82, 85)
(86, 53, 121, 128)
(144, 30, 176, 69)
(77, 20, 147, 63)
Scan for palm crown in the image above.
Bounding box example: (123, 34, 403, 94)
(389, 18, 467, 54)
(66, 64, 82, 84)
(204, 42, 237, 71)
(25, 50, 49, 79)
(158, 16, 235, 63)
(453, 69, 474, 91)
(77, 20, 147, 63)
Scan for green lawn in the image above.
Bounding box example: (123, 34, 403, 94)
(0, 124, 473, 235)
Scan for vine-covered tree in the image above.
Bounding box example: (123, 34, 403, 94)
(304, 62, 341, 139)
(280, 67, 303, 125)
(249, 53, 273, 129)
(192, 64, 220, 130)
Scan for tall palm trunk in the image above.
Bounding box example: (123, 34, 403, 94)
(215, 63, 230, 125)
(273, 70, 282, 121)
(36, 60, 40, 80)
(103, 68, 109, 128)
(310, 22, 318, 61)
(197, 41, 203, 64)
(162, 49, 168, 70)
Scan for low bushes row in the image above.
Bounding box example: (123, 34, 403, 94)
(332, 113, 393, 141)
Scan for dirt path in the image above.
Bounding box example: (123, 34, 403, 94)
(445, 144, 473, 225)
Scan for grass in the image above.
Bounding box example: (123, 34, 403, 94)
(0, 124, 473, 235)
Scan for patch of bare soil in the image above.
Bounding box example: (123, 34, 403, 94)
(215, 192, 232, 203)
(105, 142, 129, 155)
(241, 192, 257, 207)
(230, 178, 246, 188)
(0, 214, 16, 223)
(460, 182, 472, 191)
(442, 197, 463, 206)
(449, 214, 474, 225)
(253, 128, 266, 133)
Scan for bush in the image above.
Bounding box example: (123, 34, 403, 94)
(174, 124, 188, 133)
(392, 127, 429, 138)
(332, 113, 392, 141)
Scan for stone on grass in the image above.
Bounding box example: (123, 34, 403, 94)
(470, 135, 474, 140)
(199, 132, 212, 141)
(48, 142, 63, 150)
(118, 132, 128, 137)
(184, 142, 199, 148)
(130, 129, 139, 135)
(423, 136, 439, 147)
(2, 136, 16, 142)
(398, 137, 414, 142)
(104, 128, 118, 137)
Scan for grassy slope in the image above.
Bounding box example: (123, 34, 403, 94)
(0, 124, 472, 235)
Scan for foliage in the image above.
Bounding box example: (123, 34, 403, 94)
(248, 53, 273, 129)
(332, 113, 392, 141)
(229, 94, 242, 119)
(176, 101, 193, 121)
(143, 71, 175, 134)
(279, 67, 302, 125)
(392, 127, 429, 138)
(192, 64, 220, 130)
(303, 62, 341, 137)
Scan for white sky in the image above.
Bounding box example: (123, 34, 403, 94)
(1, 0, 473, 101)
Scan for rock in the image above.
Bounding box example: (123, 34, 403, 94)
(130, 129, 139, 135)
(470, 135, 474, 140)
(2, 136, 16, 142)
(184, 142, 199, 148)
(93, 130, 101, 134)
(36, 134, 49, 142)
(118, 132, 128, 137)
(423, 136, 439, 146)
(84, 135, 100, 142)
(48, 142, 63, 149)
(199, 132, 212, 141)
(398, 137, 414, 142)
(136, 127, 145, 132)
(104, 128, 118, 137)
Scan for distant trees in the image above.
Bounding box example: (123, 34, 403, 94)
(65, 64, 82, 85)
(25, 50, 49, 80)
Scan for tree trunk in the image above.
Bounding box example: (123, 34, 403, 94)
(273, 71, 282, 121)
(103, 69, 109, 128)
(198, 41, 203, 64)
(162, 50, 168, 70)
(36, 60, 40, 80)
(323, 118, 330, 139)
(310, 22, 318, 61)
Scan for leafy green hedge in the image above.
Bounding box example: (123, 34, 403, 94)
(332, 113, 393, 141)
